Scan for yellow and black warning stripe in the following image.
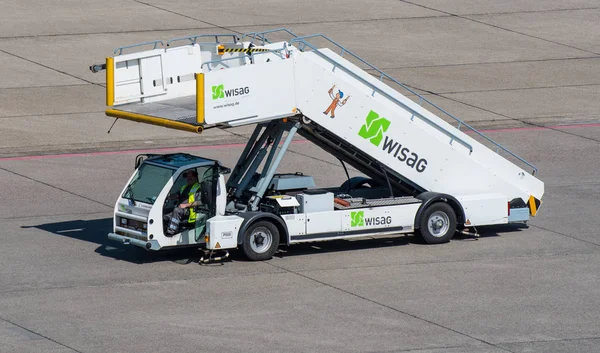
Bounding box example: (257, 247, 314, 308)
(217, 46, 270, 55)
(528, 195, 541, 216)
(225, 48, 269, 53)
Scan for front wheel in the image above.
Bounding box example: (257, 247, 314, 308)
(241, 221, 280, 261)
(418, 202, 457, 244)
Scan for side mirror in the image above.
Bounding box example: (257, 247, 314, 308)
(219, 166, 231, 175)
(135, 155, 145, 169)
(134, 153, 160, 169)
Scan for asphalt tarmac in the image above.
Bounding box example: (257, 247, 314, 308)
(1, 1, 599, 352)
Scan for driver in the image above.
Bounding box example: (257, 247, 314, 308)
(165, 169, 201, 236)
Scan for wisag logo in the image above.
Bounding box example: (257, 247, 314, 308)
(351, 211, 364, 227)
(358, 110, 428, 173)
(212, 84, 250, 100)
(358, 110, 390, 147)
(212, 84, 224, 100)
(350, 211, 392, 227)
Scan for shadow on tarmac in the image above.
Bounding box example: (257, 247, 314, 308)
(22, 218, 208, 265)
(274, 223, 528, 258)
(23, 218, 529, 263)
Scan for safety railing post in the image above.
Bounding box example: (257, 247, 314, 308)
(114, 40, 164, 55)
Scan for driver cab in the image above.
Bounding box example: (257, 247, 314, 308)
(163, 164, 216, 236)
(130, 153, 225, 248)
(111, 153, 230, 251)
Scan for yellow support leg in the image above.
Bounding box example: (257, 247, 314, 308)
(106, 57, 114, 107)
(196, 73, 205, 124)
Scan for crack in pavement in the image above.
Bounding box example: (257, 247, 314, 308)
(501, 336, 600, 346)
(0, 111, 105, 120)
(0, 83, 94, 91)
(0, 48, 98, 87)
(1, 5, 599, 40)
(529, 224, 600, 247)
(393, 78, 600, 144)
(435, 93, 600, 144)
(0, 210, 110, 221)
(0, 315, 83, 353)
(265, 261, 516, 353)
(416, 83, 600, 96)
(399, 0, 600, 56)
(133, 0, 246, 35)
(0, 167, 113, 209)
(365, 56, 600, 70)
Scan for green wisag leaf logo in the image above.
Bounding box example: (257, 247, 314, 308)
(212, 84, 224, 100)
(358, 110, 391, 146)
(350, 211, 364, 227)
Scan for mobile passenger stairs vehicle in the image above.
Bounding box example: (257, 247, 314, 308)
(90, 29, 544, 262)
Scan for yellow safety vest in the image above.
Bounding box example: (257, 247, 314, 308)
(180, 182, 201, 223)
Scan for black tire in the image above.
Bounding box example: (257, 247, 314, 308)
(241, 221, 280, 261)
(340, 176, 380, 191)
(418, 202, 457, 244)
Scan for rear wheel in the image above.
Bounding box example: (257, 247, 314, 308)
(242, 221, 280, 261)
(418, 202, 456, 244)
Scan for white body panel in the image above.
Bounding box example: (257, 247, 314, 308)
(269, 195, 300, 208)
(282, 214, 306, 237)
(202, 59, 296, 125)
(285, 203, 420, 244)
(339, 204, 420, 232)
(297, 192, 334, 213)
(216, 174, 227, 216)
(112, 43, 216, 105)
(206, 216, 244, 250)
(306, 211, 343, 234)
(458, 194, 509, 226)
(112, 48, 167, 105)
(204, 202, 422, 250)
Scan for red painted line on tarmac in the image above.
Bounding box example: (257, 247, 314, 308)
(0, 122, 598, 162)
(0, 140, 309, 162)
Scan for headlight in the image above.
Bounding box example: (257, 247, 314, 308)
(120, 218, 127, 225)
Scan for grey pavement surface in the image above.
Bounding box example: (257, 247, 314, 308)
(1, 1, 599, 353)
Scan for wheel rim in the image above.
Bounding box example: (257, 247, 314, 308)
(250, 227, 272, 254)
(428, 211, 450, 237)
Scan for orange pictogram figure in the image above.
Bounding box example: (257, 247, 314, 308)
(323, 84, 350, 118)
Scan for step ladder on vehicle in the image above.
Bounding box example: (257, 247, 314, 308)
(90, 28, 543, 261)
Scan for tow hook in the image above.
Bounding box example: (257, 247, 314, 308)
(199, 249, 230, 264)
(456, 227, 479, 240)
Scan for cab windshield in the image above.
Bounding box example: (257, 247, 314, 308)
(122, 163, 174, 204)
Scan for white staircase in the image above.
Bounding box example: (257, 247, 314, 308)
(101, 29, 544, 210)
